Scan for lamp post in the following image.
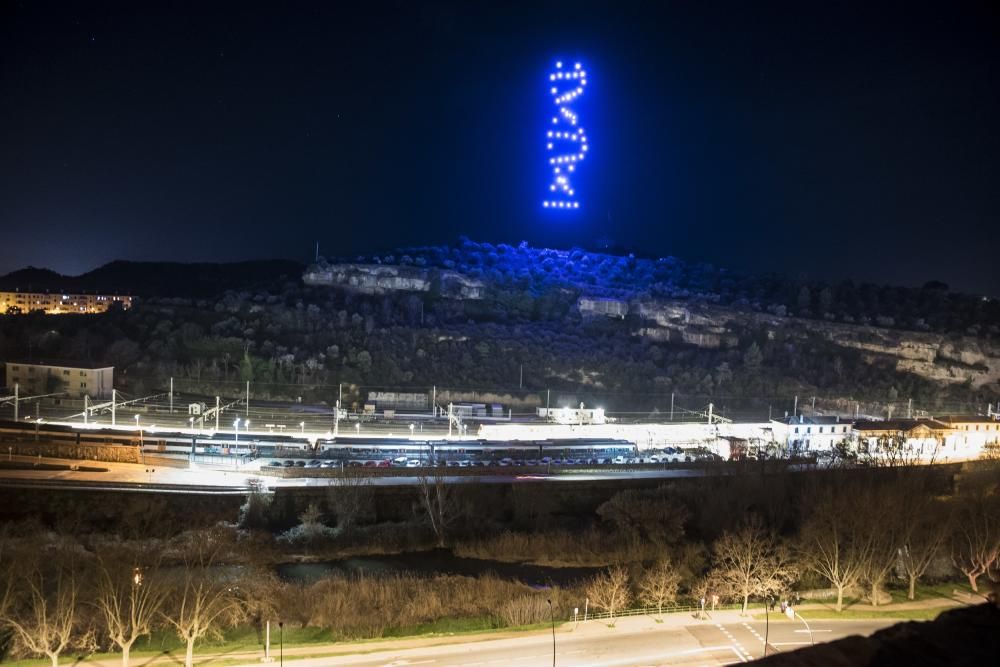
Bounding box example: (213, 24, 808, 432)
(278, 621, 283, 667)
(234, 417, 241, 454)
(546, 599, 555, 667)
(355, 422, 360, 434)
(300, 421, 305, 435)
(134, 414, 144, 457)
(409, 423, 415, 437)
(763, 596, 771, 657)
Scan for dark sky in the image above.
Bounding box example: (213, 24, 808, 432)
(1, 1, 997, 294)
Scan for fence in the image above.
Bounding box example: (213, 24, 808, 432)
(583, 601, 743, 621)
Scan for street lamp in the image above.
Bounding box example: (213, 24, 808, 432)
(764, 596, 771, 657)
(355, 422, 360, 434)
(300, 421, 305, 435)
(234, 417, 241, 452)
(546, 599, 556, 667)
(409, 423, 415, 437)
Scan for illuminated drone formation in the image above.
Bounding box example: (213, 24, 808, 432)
(543, 60, 588, 210)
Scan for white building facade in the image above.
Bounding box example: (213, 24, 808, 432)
(5, 361, 114, 399)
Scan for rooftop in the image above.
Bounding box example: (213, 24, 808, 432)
(4, 358, 114, 370)
(853, 418, 950, 432)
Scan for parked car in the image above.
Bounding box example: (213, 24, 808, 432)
(405, 459, 421, 468)
(294, 460, 306, 467)
(282, 460, 295, 467)
(268, 461, 282, 467)
(306, 460, 321, 467)
(363, 460, 377, 467)
(376, 460, 391, 468)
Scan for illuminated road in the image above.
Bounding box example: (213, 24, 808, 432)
(214, 614, 895, 667)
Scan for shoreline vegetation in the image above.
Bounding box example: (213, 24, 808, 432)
(1, 463, 998, 666)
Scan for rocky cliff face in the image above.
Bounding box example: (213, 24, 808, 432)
(304, 264, 484, 299)
(631, 299, 1000, 389)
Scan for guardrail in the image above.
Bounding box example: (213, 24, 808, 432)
(583, 602, 743, 621)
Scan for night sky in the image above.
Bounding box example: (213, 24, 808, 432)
(1, 1, 997, 294)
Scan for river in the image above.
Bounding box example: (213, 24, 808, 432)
(274, 549, 601, 588)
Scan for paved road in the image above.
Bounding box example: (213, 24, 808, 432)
(213, 615, 895, 667)
(65, 612, 896, 667)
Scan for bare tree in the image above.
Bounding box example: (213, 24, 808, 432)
(416, 471, 458, 548)
(160, 530, 245, 667)
(899, 500, 950, 600)
(709, 516, 797, 615)
(93, 550, 168, 667)
(951, 484, 1000, 592)
(797, 479, 873, 612)
(327, 467, 374, 532)
(2, 560, 93, 667)
(637, 558, 681, 616)
(585, 565, 631, 625)
(891, 472, 951, 601)
(861, 432, 935, 468)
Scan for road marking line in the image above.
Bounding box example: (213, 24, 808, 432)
(772, 641, 814, 646)
(795, 629, 831, 633)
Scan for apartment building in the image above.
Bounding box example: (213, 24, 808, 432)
(0, 290, 132, 314)
(5, 360, 114, 399)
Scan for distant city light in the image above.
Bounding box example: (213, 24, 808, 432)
(543, 58, 588, 210)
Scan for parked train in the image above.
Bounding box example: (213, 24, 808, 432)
(0, 419, 638, 461)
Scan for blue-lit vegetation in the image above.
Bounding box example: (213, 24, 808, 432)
(0, 240, 994, 410)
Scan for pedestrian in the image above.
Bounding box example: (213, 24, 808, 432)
(780, 600, 786, 614)
(711, 594, 719, 611)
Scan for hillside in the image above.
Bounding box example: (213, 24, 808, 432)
(0, 259, 305, 297)
(0, 240, 995, 415)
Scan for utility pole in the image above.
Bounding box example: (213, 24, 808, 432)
(519, 364, 523, 389)
(215, 396, 220, 431)
(811, 396, 816, 411)
(448, 403, 454, 438)
(334, 400, 340, 436)
(111, 389, 116, 426)
(338, 383, 343, 409)
(546, 389, 551, 413)
(907, 398, 912, 419)
(707, 402, 713, 425)
(246, 381, 250, 419)
(670, 393, 675, 421)
(793, 395, 798, 417)
(13, 383, 17, 422)
(169, 377, 174, 413)
(856, 403, 860, 419)
(84, 395, 88, 425)
(432, 385, 436, 415)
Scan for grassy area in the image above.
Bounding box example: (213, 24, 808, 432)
(753, 606, 952, 622)
(1, 616, 557, 666)
(796, 580, 974, 609)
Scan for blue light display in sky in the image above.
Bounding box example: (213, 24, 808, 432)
(543, 60, 588, 210)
